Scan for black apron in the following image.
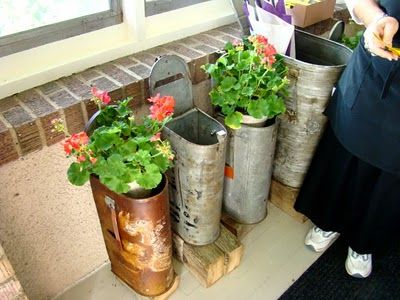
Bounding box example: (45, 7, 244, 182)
(295, 0, 400, 254)
(325, 0, 400, 175)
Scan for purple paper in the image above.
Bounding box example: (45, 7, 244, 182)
(261, 0, 292, 24)
(242, 1, 253, 31)
(243, 0, 293, 56)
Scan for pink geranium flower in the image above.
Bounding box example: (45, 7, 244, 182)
(91, 86, 111, 105)
(148, 94, 175, 121)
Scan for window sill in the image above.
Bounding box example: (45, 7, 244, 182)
(0, 23, 242, 166)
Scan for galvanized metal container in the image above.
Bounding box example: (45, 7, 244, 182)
(150, 55, 227, 245)
(273, 30, 352, 188)
(223, 119, 278, 224)
(90, 176, 174, 297)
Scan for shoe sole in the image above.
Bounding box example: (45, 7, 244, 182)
(305, 234, 339, 253)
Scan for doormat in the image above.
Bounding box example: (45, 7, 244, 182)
(279, 237, 400, 300)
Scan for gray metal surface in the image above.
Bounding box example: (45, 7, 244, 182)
(149, 55, 193, 117)
(273, 30, 353, 188)
(223, 121, 277, 224)
(150, 54, 227, 245)
(164, 109, 226, 245)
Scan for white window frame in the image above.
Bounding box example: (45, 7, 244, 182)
(0, 0, 123, 58)
(0, 0, 236, 99)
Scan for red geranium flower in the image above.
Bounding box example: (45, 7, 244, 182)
(91, 86, 111, 105)
(63, 132, 89, 155)
(148, 94, 175, 121)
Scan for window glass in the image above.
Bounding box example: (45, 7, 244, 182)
(145, 0, 210, 17)
(0, 0, 111, 37)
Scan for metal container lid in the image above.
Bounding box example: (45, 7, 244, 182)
(149, 55, 194, 117)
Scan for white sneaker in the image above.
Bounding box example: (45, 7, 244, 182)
(305, 226, 339, 252)
(345, 247, 372, 278)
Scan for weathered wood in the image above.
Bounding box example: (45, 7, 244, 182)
(0, 256, 15, 284)
(213, 226, 244, 274)
(269, 179, 308, 223)
(182, 240, 225, 287)
(172, 224, 244, 287)
(0, 277, 24, 299)
(221, 213, 256, 240)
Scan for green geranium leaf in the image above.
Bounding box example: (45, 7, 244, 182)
(133, 149, 152, 166)
(241, 86, 254, 97)
(100, 176, 130, 193)
(91, 127, 122, 151)
(225, 111, 242, 129)
(202, 63, 216, 75)
(247, 100, 264, 119)
(152, 155, 171, 173)
(107, 154, 128, 176)
(220, 77, 237, 92)
(67, 162, 90, 186)
(136, 164, 162, 189)
(218, 56, 228, 66)
(119, 140, 137, 161)
(269, 97, 286, 116)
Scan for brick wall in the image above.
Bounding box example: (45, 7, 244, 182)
(0, 6, 350, 168)
(0, 24, 244, 166)
(0, 245, 28, 300)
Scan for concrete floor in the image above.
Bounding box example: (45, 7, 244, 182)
(55, 203, 322, 300)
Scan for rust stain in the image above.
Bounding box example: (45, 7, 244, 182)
(118, 212, 172, 272)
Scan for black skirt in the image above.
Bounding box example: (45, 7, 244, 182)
(294, 123, 400, 254)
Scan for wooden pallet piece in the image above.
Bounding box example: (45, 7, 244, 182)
(172, 224, 244, 287)
(118, 273, 180, 300)
(213, 225, 244, 274)
(221, 213, 257, 241)
(269, 179, 308, 223)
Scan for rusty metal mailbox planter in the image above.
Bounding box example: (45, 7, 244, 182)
(90, 176, 174, 297)
(150, 55, 227, 246)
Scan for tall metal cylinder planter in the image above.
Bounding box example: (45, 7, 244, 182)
(273, 30, 353, 188)
(223, 119, 277, 224)
(164, 109, 226, 245)
(90, 176, 174, 297)
(150, 55, 227, 245)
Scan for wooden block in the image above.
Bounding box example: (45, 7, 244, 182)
(0, 277, 23, 299)
(269, 179, 308, 223)
(135, 274, 180, 300)
(182, 239, 225, 287)
(213, 226, 244, 274)
(221, 213, 256, 240)
(0, 256, 15, 283)
(172, 225, 244, 287)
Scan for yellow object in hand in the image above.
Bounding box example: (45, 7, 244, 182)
(373, 32, 400, 56)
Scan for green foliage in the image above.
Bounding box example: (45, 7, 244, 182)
(64, 96, 175, 194)
(202, 35, 289, 129)
(341, 30, 364, 50)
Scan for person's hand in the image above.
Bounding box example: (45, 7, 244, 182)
(364, 15, 399, 60)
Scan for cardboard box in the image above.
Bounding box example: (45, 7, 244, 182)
(286, 0, 336, 28)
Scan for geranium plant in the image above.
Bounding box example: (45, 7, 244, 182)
(202, 34, 289, 129)
(53, 87, 175, 194)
